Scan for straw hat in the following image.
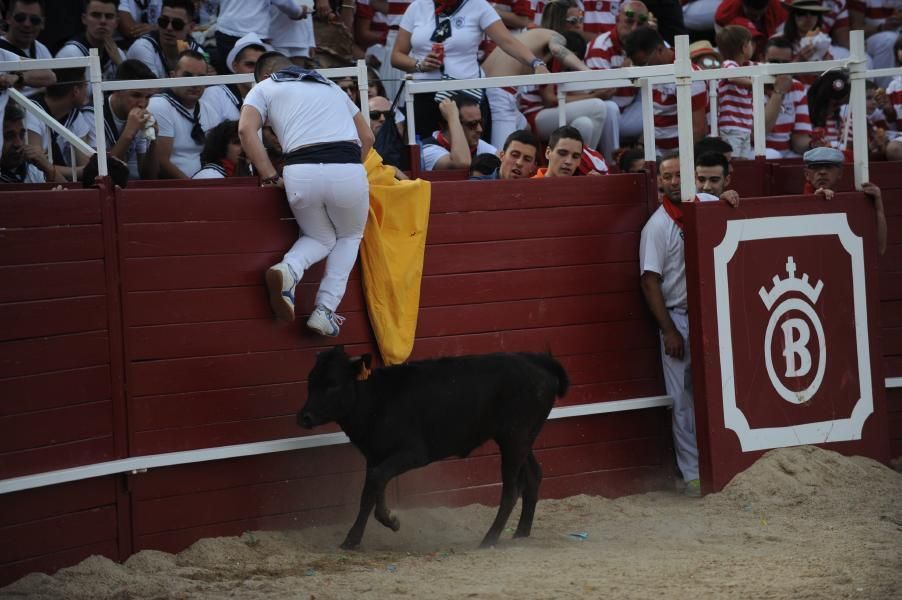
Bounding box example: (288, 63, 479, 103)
(689, 40, 720, 60)
(782, 0, 831, 12)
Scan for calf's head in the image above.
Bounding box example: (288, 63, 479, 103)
(297, 345, 373, 429)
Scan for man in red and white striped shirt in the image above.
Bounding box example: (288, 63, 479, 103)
(584, 1, 651, 140)
(850, 0, 901, 85)
(580, 0, 622, 38)
(762, 37, 812, 157)
(623, 27, 708, 154)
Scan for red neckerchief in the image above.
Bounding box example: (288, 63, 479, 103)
(220, 158, 236, 177)
(436, 131, 477, 155)
(662, 195, 683, 230)
(803, 180, 815, 194)
(434, 0, 458, 15)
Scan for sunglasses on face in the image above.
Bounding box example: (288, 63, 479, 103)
(794, 9, 819, 17)
(623, 9, 649, 23)
(565, 15, 584, 25)
(460, 118, 483, 129)
(12, 13, 43, 26)
(697, 55, 721, 69)
(157, 15, 187, 31)
(369, 110, 389, 120)
(89, 11, 116, 20)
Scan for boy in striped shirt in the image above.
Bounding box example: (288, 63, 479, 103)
(716, 25, 756, 159)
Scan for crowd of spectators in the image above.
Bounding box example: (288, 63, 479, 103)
(0, 0, 900, 184)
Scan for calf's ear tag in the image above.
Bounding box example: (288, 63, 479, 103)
(356, 364, 371, 381)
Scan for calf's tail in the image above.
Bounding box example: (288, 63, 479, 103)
(527, 353, 569, 398)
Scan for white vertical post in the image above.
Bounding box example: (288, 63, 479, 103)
(89, 49, 107, 178)
(69, 146, 77, 182)
(708, 80, 718, 137)
(557, 87, 567, 127)
(639, 78, 655, 163)
(849, 30, 868, 188)
(752, 74, 766, 157)
(405, 79, 416, 145)
(673, 35, 695, 202)
(356, 59, 370, 127)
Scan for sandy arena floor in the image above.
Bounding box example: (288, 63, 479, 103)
(2, 445, 901, 600)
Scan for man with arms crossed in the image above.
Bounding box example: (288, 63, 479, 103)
(239, 52, 374, 337)
(639, 151, 739, 497)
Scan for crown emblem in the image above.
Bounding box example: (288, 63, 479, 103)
(758, 256, 823, 310)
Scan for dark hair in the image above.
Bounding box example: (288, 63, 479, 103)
(200, 120, 239, 165)
(235, 44, 268, 67)
(177, 48, 206, 64)
(656, 150, 679, 168)
(115, 58, 157, 80)
(616, 147, 645, 172)
(162, 0, 196, 19)
(548, 125, 583, 149)
(695, 136, 734, 157)
(716, 25, 752, 61)
(82, 0, 117, 11)
(783, 6, 823, 44)
(742, 0, 769, 9)
(765, 35, 793, 54)
(254, 51, 291, 82)
(367, 67, 387, 97)
(807, 70, 849, 127)
(561, 31, 587, 60)
(623, 27, 664, 61)
(896, 34, 902, 66)
(437, 94, 480, 128)
(469, 153, 501, 176)
(7, 0, 45, 15)
(502, 129, 538, 152)
(695, 151, 730, 177)
(44, 67, 86, 99)
(81, 153, 129, 188)
(4, 103, 25, 123)
(540, 0, 579, 33)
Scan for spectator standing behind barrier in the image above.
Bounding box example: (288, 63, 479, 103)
(391, 0, 550, 140)
(99, 59, 160, 180)
(585, 1, 654, 146)
(148, 49, 219, 178)
(193, 119, 248, 178)
(0, 103, 54, 183)
(777, 0, 837, 65)
(126, 0, 204, 79)
(203, 33, 272, 122)
(803, 146, 887, 255)
(212, 0, 306, 74)
(482, 27, 596, 149)
(269, 0, 314, 67)
(421, 94, 497, 170)
(1, 0, 53, 60)
(850, 0, 900, 87)
(239, 52, 374, 336)
(24, 67, 93, 182)
(117, 0, 163, 44)
(716, 25, 756, 159)
(761, 36, 812, 157)
(683, 0, 722, 35)
(532, 124, 583, 177)
(623, 27, 708, 155)
(639, 150, 739, 498)
(56, 0, 126, 92)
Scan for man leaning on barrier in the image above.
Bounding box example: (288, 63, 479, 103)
(803, 146, 888, 256)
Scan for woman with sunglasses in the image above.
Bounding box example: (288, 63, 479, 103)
(126, 0, 205, 79)
(777, 0, 837, 62)
(391, 0, 549, 140)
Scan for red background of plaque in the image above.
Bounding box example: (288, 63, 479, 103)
(683, 194, 890, 493)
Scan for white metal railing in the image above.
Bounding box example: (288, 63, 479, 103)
(1, 56, 371, 179)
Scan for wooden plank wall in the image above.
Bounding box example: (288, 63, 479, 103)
(0, 189, 125, 584)
(115, 173, 674, 555)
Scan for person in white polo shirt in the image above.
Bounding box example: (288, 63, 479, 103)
(148, 49, 219, 178)
(239, 51, 375, 337)
(202, 33, 272, 122)
(639, 150, 739, 498)
(126, 0, 204, 79)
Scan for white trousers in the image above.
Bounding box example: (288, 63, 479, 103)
(661, 309, 699, 482)
(719, 127, 753, 160)
(683, 0, 721, 31)
(619, 97, 644, 141)
(534, 98, 607, 152)
(487, 86, 528, 149)
(282, 162, 369, 312)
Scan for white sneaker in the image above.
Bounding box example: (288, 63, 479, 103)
(265, 262, 299, 321)
(306, 304, 345, 337)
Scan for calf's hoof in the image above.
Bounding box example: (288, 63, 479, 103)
(379, 514, 400, 532)
(339, 538, 361, 551)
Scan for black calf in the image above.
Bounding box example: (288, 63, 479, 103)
(297, 345, 569, 549)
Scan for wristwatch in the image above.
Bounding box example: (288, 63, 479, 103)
(530, 58, 547, 71)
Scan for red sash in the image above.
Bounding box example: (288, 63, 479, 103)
(662, 196, 684, 230)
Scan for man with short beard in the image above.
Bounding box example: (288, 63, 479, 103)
(802, 146, 887, 255)
(148, 50, 218, 178)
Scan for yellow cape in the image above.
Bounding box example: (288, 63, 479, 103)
(360, 149, 431, 365)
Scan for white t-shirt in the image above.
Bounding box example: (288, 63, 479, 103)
(269, 4, 315, 56)
(55, 40, 126, 99)
(202, 85, 242, 122)
(24, 106, 94, 167)
(243, 76, 360, 153)
(0, 163, 45, 183)
(421, 131, 496, 170)
(0, 49, 20, 150)
(99, 96, 152, 180)
(639, 204, 686, 311)
(148, 94, 219, 177)
(216, 0, 301, 38)
(124, 37, 170, 78)
(400, 0, 500, 81)
(0, 36, 52, 59)
(193, 164, 227, 179)
(118, 0, 163, 24)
